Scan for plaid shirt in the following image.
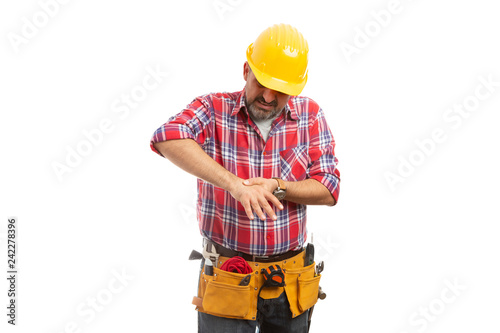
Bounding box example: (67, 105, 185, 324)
(150, 89, 340, 256)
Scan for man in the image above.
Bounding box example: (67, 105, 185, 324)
(151, 24, 340, 332)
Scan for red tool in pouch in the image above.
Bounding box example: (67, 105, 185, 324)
(219, 256, 253, 274)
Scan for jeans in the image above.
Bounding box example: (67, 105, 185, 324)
(198, 293, 309, 333)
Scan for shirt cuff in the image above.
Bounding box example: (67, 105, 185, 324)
(150, 124, 196, 157)
(310, 173, 340, 205)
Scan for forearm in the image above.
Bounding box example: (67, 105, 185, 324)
(284, 179, 335, 206)
(153, 139, 239, 192)
(154, 139, 284, 221)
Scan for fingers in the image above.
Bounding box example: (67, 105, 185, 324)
(234, 178, 284, 221)
(260, 189, 283, 211)
(258, 196, 277, 221)
(242, 202, 255, 221)
(251, 200, 267, 221)
(254, 195, 282, 221)
(241, 194, 278, 221)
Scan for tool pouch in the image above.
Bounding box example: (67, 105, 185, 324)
(197, 266, 258, 320)
(194, 253, 321, 321)
(283, 262, 321, 318)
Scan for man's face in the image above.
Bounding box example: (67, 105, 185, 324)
(243, 62, 290, 121)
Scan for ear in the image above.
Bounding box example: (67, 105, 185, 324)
(243, 62, 250, 81)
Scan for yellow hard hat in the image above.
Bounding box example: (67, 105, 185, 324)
(246, 24, 309, 96)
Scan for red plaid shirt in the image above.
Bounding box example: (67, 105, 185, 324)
(151, 89, 340, 255)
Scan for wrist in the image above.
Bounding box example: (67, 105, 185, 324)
(226, 176, 244, 194)
(267, 178, 277, 192)
(272, 177, 287, 200)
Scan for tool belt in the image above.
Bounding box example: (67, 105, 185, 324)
(192, 241, 322, 321)
(205, 239, 304, 263)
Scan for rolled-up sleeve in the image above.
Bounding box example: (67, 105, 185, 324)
(308, 108, 341, 204)
(150, 96, 212, 157)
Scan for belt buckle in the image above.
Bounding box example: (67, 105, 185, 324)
(252, 255, 269, 262)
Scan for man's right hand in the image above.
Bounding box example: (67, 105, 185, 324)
(229, 178, 284, 221)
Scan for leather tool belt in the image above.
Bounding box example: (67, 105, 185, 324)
(193, 240, 321, 321)
(204, 238, 303, 263)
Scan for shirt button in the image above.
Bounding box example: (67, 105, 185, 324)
(263, 151, 267, 155)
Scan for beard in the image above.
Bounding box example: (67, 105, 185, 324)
(245, 95, 283, 121)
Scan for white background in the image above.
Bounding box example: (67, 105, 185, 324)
(1, 0, 499, 332)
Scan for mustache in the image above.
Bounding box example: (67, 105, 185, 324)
(255, 96, 277, 107)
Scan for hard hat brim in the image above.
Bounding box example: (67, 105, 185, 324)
(246, 46, 308, 96)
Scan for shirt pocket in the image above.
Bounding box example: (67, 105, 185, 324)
(279, 145, 310, 181)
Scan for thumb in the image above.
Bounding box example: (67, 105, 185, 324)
(243, 178, 261, 186)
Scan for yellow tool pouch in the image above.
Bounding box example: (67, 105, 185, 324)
(194, 252, 321, 321)
(283, 263, 321, 318)
(197, 266, 257, 320)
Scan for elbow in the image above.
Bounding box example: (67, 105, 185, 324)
(153, 142, 168, 158)
(325, 195, 336, 207)
(154, 140, 177, 158)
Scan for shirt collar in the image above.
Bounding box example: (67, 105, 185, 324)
(231, 90, 247, 117)
(232, 88, 299, 121)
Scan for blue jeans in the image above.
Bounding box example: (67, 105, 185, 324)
(198, 293, 309, 333)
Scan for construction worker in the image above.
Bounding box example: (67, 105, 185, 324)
(151, 24, 340, 332)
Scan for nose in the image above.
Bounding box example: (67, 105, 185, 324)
(262, 88, 277, 104)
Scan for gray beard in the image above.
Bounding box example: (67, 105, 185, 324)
(245, 97, 283, 121)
